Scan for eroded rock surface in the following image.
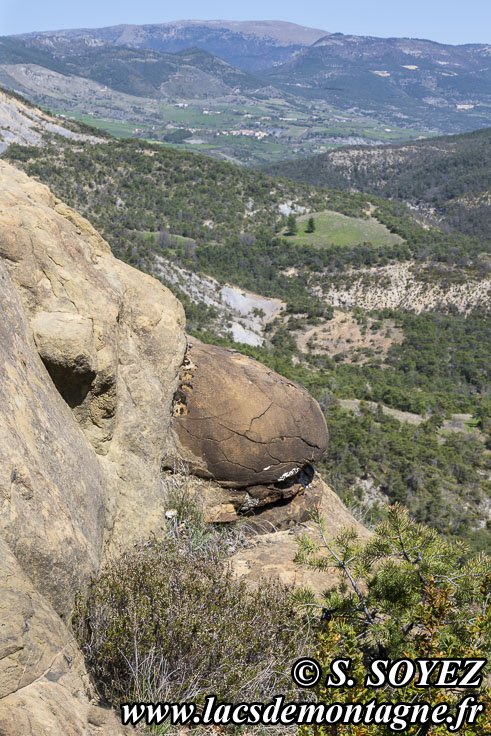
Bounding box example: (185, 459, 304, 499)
(0, 540, 130, 736)
(172, 341, 328, 487)
(240, 472, 325, 532)
(0, 160, 187, 734)
(231, 477, 371, 593)
(0, 161, 187, 553)
(0, 261, 104, 619)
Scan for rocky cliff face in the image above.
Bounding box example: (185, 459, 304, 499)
(0, 163, 149, 733)
(0, 160, 364, 733)
(0, 162, 188, 557)
(0, 161, 188, 734)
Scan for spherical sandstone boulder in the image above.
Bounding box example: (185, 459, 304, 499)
(172, 341, 328, 487)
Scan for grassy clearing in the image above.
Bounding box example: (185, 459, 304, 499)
(287, 210, 404, 248)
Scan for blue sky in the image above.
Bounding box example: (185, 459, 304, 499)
(1, 0, 490, 44)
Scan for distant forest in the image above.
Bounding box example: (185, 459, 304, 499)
(264, 127, 491, 244)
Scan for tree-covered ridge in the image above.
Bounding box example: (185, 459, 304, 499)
(321, 404, 490, 551)
(0, 36, 262, 99)
(265, 34, 491, 134)
(193, 210, 486, 286)
(5, 135, 487, 282)
(263, 126, 491, 244)
(309, 310, 491, 416)
(385, 311, 490, 399)
(4, 137, 330, 258)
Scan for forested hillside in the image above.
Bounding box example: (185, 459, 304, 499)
(264, 127, 491, 242)
(264, 33, 491, 133)
(6, 134, 488, 271)
(5, 137, 329, 260)
(0, 37, 262, 99)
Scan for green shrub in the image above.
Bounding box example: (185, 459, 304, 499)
(74, 533, 307, 708)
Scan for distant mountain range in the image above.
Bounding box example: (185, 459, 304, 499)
(265, 33, 491, 131)
(0, 37, 263, 99)
(1, 20, 491, 142)
(15, 20, 329, 71)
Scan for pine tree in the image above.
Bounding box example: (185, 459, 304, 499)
(295, 504, 491, 735)
(286, 212, 297, 236)
(305, 215, 315, 233)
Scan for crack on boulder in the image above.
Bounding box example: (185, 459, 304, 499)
(172, 341, 328, 487)
(172, 351, 197, 417)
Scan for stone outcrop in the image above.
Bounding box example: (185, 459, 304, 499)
(0, 540, 130, 736)
(197, 471, 325, 531)
(0, 89, 103, 154)
(0, 159, 363, 734)
(0, 161, 187, 555)
(0, 260, 104, 620)
(0, 161, 186, 734)
(172, 340, 328, 487)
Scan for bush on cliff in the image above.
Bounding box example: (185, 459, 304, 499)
(74, 521, 307, 709)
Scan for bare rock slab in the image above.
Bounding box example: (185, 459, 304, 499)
(0, 161, 187, 555)
(0, 539, 131, 736)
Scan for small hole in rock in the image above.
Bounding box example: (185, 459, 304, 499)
(42, 358, 96, 409)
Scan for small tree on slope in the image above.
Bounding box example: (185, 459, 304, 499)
(306, 215, 316, 233)
(286, 212, 298, 236)
(295, 504, 491, 735)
